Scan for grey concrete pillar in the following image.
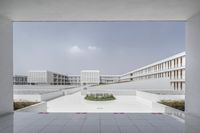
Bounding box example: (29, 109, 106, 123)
(186, 11, 200, 117)
(0, 15, 13, 115)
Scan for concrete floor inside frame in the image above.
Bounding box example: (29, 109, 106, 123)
(2, 112, 185, 133)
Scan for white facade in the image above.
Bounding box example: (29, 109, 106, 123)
(81, 70, 100, 85)
(67, 74, 120, 85)
(100, 75, 120, 84)
(13, 75, 28, 85)
(28, 70, 53, 85)
(120, 52, 186, 91)
(67, 75, 80, 85)
(28, 70, 68, 85)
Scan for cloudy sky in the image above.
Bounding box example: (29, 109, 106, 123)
(13, 22, 185, 75)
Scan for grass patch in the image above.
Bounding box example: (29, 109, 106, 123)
(159, 100, 185, 111)
(14, 101, 39, 110)
(85, 93, 116, 101)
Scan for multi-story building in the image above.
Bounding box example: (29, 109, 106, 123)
(13, 75, 28, 85)
(17, 52, 186, 89)
(100, 75, 120, 84)
(27, 70, 68, 85)
(120, 52, 186, 91)
(67, 75, 81, 85)
(81, 70, 100, 85)
(52, 72, 68, 85)
(67, 74, 120, 85)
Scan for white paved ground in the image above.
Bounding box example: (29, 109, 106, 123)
(1, 112, 186, 133)
(47, 91, 154, 113)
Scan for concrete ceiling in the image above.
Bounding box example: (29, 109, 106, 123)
(0, 0, 200, 21)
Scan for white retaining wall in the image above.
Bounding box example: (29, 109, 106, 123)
(90, 78, 173, 90)
(14, 91, 64, 102)
(83, 89, 136, 96)
(136, 90, 185, 102)
(14, 94, 42, 102)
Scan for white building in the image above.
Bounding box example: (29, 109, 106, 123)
(13, 75, 28, 85)
(100, 75, 120, 84)
(67, 74, 120, 85)
(120, 52, 186, 91)
(81, 70, 100, 85)
(67, 75, 80, 85)
(27, 70, 68, 85)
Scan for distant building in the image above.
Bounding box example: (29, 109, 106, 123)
(81, 70, 100, 85)
(100, 75, 120, 84)
(13, 75, 28, 85)
(16, 52, 186, 90)
(27, 70, 68, 85)
(67, 75, 81, 85)
(120, 52, 186, 91)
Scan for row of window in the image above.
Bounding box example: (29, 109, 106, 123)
(129, 69, 185, 81)
(129, 56, 185, 77)
(170, 82, 185, 90)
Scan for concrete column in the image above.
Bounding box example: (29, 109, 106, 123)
(182, 69, 185, 80)
(178, 57, 181, 67)
(178, 70, 181, 79)
(0, 15, 13, 115)
(186, 11, 200, 116)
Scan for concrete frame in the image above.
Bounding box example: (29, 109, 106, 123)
(186, 12, 200, 116)
(0, 15, 13, 115)
(0, 1, 200, 118)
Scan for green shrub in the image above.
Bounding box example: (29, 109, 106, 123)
(159, 100, 185, 111)
(14, 101, 38, 110)
(85, 93, 116, 101)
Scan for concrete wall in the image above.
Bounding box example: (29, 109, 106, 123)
(186, 11, 200, 117)
(14, 91, 64, 102)
(14, 85, 75, 90)
(136, 91, 184, 102)
(0, 15, 13, 115)
(90, 78, 173, 90)
(14, 94, 41, 102)
(83, 89, 136, 96)
(46, 71, 54, 84)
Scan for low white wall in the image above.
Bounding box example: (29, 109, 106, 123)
(14, 94, 41, 102)
(14, 85, 75, 90)
(91, 78, 173, 90)
(83, 89, 136, 96)
(136, 90, 184, 102)
(135, 96, 185, 119)
(152, 102, 185, 119)
(16, 102, 47, 112)
(14, 91, 64, 102)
